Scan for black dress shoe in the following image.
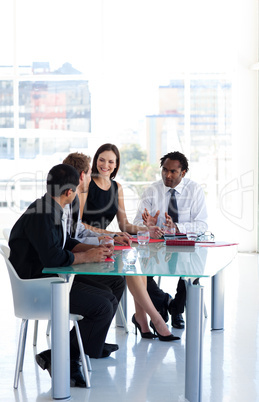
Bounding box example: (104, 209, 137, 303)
(159, 304, 169, 323)
(171, 312, 185, 329)
(149, 321, 180, 341)
(101, 343, 119, 357)
(70, 359, 86, 388)
(168, 299, 185, 329)
(35, 349, 51, 377)
(104, 342, 119, 351)
(132, 314, 157, 339)
(36, 350, 86, 388)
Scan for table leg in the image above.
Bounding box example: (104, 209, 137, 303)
(51, 281, 71, 400)
(185, 279, 204, 402)
(211, 270, 224, 330)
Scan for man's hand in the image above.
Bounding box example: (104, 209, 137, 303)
(142, 208, 160, 227)
(163, 212, 178, 232)
(148, 226, 164, 239)
(115, 231, 131, 239)
(83, 246, 113, 262)
(73, 243, 113, 264)
(113, 235, 132, 246)
(98, 235, 113, 243)
(99, 242, 114, 253)
(98, 237, 114, 253)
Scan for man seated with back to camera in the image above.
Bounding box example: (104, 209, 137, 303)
(133, 151, 208, 329)
(62, 152, 127, 323)
(8, 163, 125, 388)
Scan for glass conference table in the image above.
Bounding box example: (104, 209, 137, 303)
(43, 241, 237, 402)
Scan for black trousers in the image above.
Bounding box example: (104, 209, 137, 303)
(146, 276, 169, 311)
(147, 276, 186, 314)
(70, 275, 125, 359)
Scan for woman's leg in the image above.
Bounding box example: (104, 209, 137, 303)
(128, 276, 150, 333)
(126, 276, 172, 336)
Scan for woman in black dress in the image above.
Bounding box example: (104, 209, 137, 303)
(81, 144, 180, 341)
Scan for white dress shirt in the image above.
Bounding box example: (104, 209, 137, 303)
(133, 177, 208, 233)
(64, 203, 101, 245)
(61, 211, 67, 249)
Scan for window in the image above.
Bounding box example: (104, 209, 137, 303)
(0, 0, 258, 251)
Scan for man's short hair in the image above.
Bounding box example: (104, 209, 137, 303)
(63, 152, 91, 175)
(47, 164, 79, 197)
(160, 151, 189, 173)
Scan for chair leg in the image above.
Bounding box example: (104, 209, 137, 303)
(33, 320, 38, 346)
(86, 355, 92, 372)
(118, 301, 129, 333)
(19, 320, 28, 373)
(46, 320, 51, 336)
(14, 319, 28, 389)
(73, 320, 91, 388)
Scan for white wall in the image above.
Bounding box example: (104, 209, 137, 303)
(218, 0, 258, 252)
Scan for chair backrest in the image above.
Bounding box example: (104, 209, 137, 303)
(3, 228, 11, 242)
(0, 244, 63, 320)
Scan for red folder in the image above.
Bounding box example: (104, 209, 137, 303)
(166, 239, 195, 246)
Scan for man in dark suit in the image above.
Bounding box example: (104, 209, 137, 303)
(9, 163, 125, 387)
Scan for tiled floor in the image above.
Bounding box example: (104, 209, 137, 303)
(0, 250, 258, 402)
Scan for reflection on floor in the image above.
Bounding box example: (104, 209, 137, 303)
(0, 252, 258, 402)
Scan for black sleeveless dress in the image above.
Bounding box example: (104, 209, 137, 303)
(82, 179, 119, 229)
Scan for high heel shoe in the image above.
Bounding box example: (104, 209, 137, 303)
(150, 321, 180, 341)
(132, 314, 157, 339)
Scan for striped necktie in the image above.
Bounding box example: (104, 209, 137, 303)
(168, 189, 178, 223)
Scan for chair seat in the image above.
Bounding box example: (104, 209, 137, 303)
(70, 314, 84, 321)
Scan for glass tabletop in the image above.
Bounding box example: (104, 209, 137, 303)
(43, 242, 238, 278)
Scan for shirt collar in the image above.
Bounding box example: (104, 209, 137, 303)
(163, 178, 185, 195)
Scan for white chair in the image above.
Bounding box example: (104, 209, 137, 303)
(0, 244, 91, 389)
(4, 227, 127, 336)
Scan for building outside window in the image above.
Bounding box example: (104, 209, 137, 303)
(0, 0, 257, 251)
